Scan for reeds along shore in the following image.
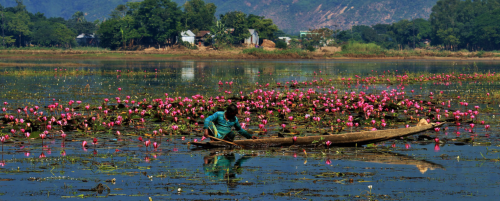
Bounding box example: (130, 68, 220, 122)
(0, 46, 499, 60)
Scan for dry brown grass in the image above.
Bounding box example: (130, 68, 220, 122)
(0, 62, 96, 67)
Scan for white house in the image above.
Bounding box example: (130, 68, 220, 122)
(179, 30, 195, 45)
(278, 37, 291, 44)
(76, 33, 98, 46)
(244, 29, 259, 46)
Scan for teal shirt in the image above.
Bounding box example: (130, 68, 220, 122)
(203, 111, 252, 139)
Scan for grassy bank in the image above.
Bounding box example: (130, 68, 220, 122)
(334, 42, 500, 58)
(241, 48, 312, 59)
(0, 46, 499, 60)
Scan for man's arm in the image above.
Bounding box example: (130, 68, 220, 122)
(234, 118, 258, 139)
(203, 112, 219, 138)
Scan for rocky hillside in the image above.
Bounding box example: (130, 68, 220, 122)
(0, 0, 438, 33)
(201, 0, 438, 33)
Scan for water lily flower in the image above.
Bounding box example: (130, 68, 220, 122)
(325, 140, 332, 148)
(82, 141, 87, 147)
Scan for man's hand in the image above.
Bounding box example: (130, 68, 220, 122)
(204, 129, 210, 138)
(251, 136, 259, 140)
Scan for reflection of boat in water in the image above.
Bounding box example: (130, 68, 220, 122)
(191, 123, 444, 148)
(326, 151, 446, 174)
(198, 149, 444, 174)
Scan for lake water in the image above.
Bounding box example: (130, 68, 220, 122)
(1, 60, 500, 200)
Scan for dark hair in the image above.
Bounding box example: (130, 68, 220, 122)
(226, 104, 238, 114)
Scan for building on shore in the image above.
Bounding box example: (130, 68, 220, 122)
(244, 29, 259, 46)
(179, 30, 196, 45)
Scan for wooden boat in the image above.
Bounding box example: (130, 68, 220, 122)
(190, 122, 444, 148)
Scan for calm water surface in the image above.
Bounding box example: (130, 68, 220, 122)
(0, 60, 500, 200)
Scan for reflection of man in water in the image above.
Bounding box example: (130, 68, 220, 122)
(203, 153, 253, 183)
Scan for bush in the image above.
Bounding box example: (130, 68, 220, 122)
(341, 41, 382, 52)
(275, 40, 288, 49)
(242, 48, 308, 58)
(476, 50, 485, 57)
(180, 41, 197, 50)
(306, 45, 316, 52)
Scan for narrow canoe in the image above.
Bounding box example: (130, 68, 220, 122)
(190, 123, 444, 148)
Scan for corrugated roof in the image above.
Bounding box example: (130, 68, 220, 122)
(196, 31, 210, 38)
(181, 30, 195, 37)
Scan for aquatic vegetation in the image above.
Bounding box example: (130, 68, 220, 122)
(0, 60, 499, 200)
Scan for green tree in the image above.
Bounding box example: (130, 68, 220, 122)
(132, 0, 183, 45)
(305, 28, 333, 49)
(6, 11, 31, 47)
(209, 20, 231, 49)
(98, 18, 122, 49)
(52, 22, 75, 47)
(220, 11, 249, 43)
(246, 14, 278, 39)
(0, 36, 15, 46)
(473, 9, 500, 50)
(183, 0, 216, 32)
(110, 4, 128, 19)
(71, 11, 85, 23)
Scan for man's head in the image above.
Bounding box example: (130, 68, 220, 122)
(226, 104, 238, 119)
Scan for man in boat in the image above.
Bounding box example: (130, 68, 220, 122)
(203, 104, 258, 141)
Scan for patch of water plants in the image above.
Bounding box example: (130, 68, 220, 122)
(1, 60, 500, 200)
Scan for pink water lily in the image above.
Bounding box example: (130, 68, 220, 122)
(325, 140, 332, 148)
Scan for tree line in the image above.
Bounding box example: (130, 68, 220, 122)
(333, 0, 500, 51)
(99, 0, 278, 50)
(1, 0, 500, 51)
(0, 0, 97, 48)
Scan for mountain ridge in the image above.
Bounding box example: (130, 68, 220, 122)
(0, 0, 438, 33)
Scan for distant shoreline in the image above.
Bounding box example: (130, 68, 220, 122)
(0, 49, 499, 62)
